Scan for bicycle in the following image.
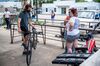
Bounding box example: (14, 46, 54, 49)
(25, 28, 38, 66)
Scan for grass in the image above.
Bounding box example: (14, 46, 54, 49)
(34, 21, 46, 25)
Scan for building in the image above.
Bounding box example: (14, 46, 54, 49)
(0, 0, 22, 8)
(0, 0, 22, 17)
(42, 0, 100, 15)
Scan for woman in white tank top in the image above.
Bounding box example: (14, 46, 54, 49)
(65, 8, 80, 53)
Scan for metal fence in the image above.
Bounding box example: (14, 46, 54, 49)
(10, 18, 100, 49)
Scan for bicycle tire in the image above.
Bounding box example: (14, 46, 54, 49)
(26, 40, 32, 66)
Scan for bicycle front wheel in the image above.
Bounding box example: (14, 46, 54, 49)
(26, 40, 32, 66)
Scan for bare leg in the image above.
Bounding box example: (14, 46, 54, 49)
(22, 35, 28, 50)
(73, 39, 78, 48)
(66, 42, 72, 53)
(22, 35, 29, 55)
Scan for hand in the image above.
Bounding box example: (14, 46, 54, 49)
(32, 24, 35, 29)
(18, 28, 21, 33)
(64, 25, 66, 28)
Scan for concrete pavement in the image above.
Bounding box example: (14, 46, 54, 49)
(0, 27, 66, 66)
(0, 23, 100, 66)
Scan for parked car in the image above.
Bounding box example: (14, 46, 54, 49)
(78, 10, 100, 28)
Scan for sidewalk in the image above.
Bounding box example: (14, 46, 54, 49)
(0, 27, 66, 66)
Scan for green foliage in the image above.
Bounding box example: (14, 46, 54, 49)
(35, 21, 45, 26)
(76, 0, 100, 2)
(2, 17, 6, 25)
(93, 0, 100, 2)
(46, 0, 56, 3)
(33, 0, 56, 4)
(76, 0, 86, 2)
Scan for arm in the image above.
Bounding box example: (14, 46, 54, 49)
(69, 22, 74, 30)
(64, 16, 70, 26)
(64, 19, 68, 26)
(69, 18, 74, 31)
(18, 18, 21, 32)
(28, 18, 35, 28)
(9, 11, 11, 16)
(3, 12, 5, 18)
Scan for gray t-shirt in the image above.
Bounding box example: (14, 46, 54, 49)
(19, 11, 31, 31)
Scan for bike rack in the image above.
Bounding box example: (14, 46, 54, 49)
(10, 18, 100, 49)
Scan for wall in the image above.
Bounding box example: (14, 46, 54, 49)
(42, 3, 56, 14)
(42, 1, 100, 14)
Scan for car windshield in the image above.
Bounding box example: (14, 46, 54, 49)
(78, 11, 95, 19)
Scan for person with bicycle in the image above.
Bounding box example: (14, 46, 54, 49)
(18, 4, 35, 55)
(65, 8, 80, 53)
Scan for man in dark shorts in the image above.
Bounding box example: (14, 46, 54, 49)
(18, 4, 34, 54)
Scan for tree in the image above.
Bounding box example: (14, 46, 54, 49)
(93, 0, 100, 2)
(33, 0, 56, 4)
(76, 0, 86, 2)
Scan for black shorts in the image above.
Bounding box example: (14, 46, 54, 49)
(21, 26, 29, 37)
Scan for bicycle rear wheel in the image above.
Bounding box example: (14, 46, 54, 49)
(26, 40, 32, 66)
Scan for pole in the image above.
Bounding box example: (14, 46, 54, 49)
(35, 0, 38, 21)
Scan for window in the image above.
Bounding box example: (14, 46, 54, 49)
(46, 8, 48, 12)
(61, 8, 66, 14)
(54, 8, 56, 12)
